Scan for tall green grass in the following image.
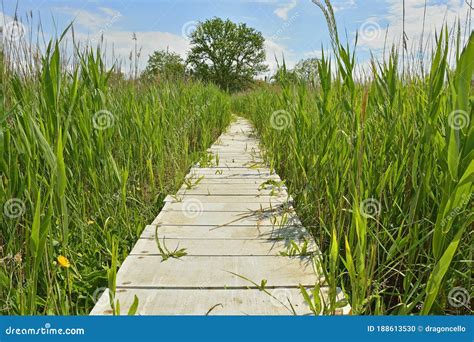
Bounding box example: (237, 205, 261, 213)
(0, 33, 231, 314)
(233, 23, 473, 314)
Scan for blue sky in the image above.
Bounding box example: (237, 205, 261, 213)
(1, 0, 471, 74)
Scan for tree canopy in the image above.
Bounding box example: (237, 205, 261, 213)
(186, 18, 268, 92)
(293, 57, 319, 84)
(143, 49, 185, 80)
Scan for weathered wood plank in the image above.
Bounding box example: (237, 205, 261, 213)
(115, 255, 318, 288)
(163, 195, 290, 204)
(162, 201, 293, 212)
(176, 184, 287, 196)
(91, 287, 351, 315)
(185, 173, 280, 180)
(179, 183, 286, 190)
(196, 162, 267, 168)
(186, 170, 275, 179)
(130, 238, 316, 256)
(141, 225, 308, 240)
(151, 210, 301, 226)
(181, 179, 278, 185)
(90, 288, 308, 315)
(206, 150, 262, 155)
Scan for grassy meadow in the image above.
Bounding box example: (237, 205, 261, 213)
(1, 37, 231, 314)
(1, 5, 473, 316)
(233, 29, 473, 314)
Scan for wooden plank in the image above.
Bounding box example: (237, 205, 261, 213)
(207, 150, 262, 155)
(176, 185, 287, 196)
(151, 210, 301, 227)
(181, 179, 278, 185)
(162, 201, 293, 212)
(209, 155, 263, 159)
(212, 139, 259, 144)
(196, 162, 267, 168)
(211, 145, 261, 151)
(210, 161, 264, 165)
(179, 183, 286, 190)
(91, 287, 350, 315)
(211, 145, 260, 151)
(164, 195, 290, 204)
(191, 165, 267, 170)
(208, 146, 261, 152)
(115, 255, 318, 288)
(215, 137, 260, 142)
(207, 158, 263, 162)
(206, 162, 265, 167)
(130, 238, 317, 256)
(187, 170, 274, 177)
(161, 202, 292, 213)
(177, 185, 286, 194)
(90, 288, 310, 315)
(185, 174, 280, 180)
(141, 225, 308, 240)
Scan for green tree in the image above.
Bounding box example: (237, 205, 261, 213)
(293, 57, 319, 84)
(143, 49, 185, 80)
(187, 18, 268, 92)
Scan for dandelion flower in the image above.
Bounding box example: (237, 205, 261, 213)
(57, 255, 71, 268)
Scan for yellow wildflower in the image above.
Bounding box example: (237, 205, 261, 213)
(57, 255, 71, 268)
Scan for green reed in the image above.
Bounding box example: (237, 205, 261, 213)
(0, 32, 231, 314)
(233, 22, 473, 314)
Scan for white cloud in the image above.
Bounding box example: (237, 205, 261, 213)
(264, 37, 296, 75)
(333, 0, 357, 12)
(54, 6, 122, 31)
(98, 7, 122, 18)
(357, 0, 468, 51)
(303, 50, 323, 58)
(0, 12, 14, 25)
(75, 29, 190, 73)
(48, 7, 187, 73)
(274, 0, 298, 20)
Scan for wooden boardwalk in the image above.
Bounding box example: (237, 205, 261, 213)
(91, 117, 349, 315)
